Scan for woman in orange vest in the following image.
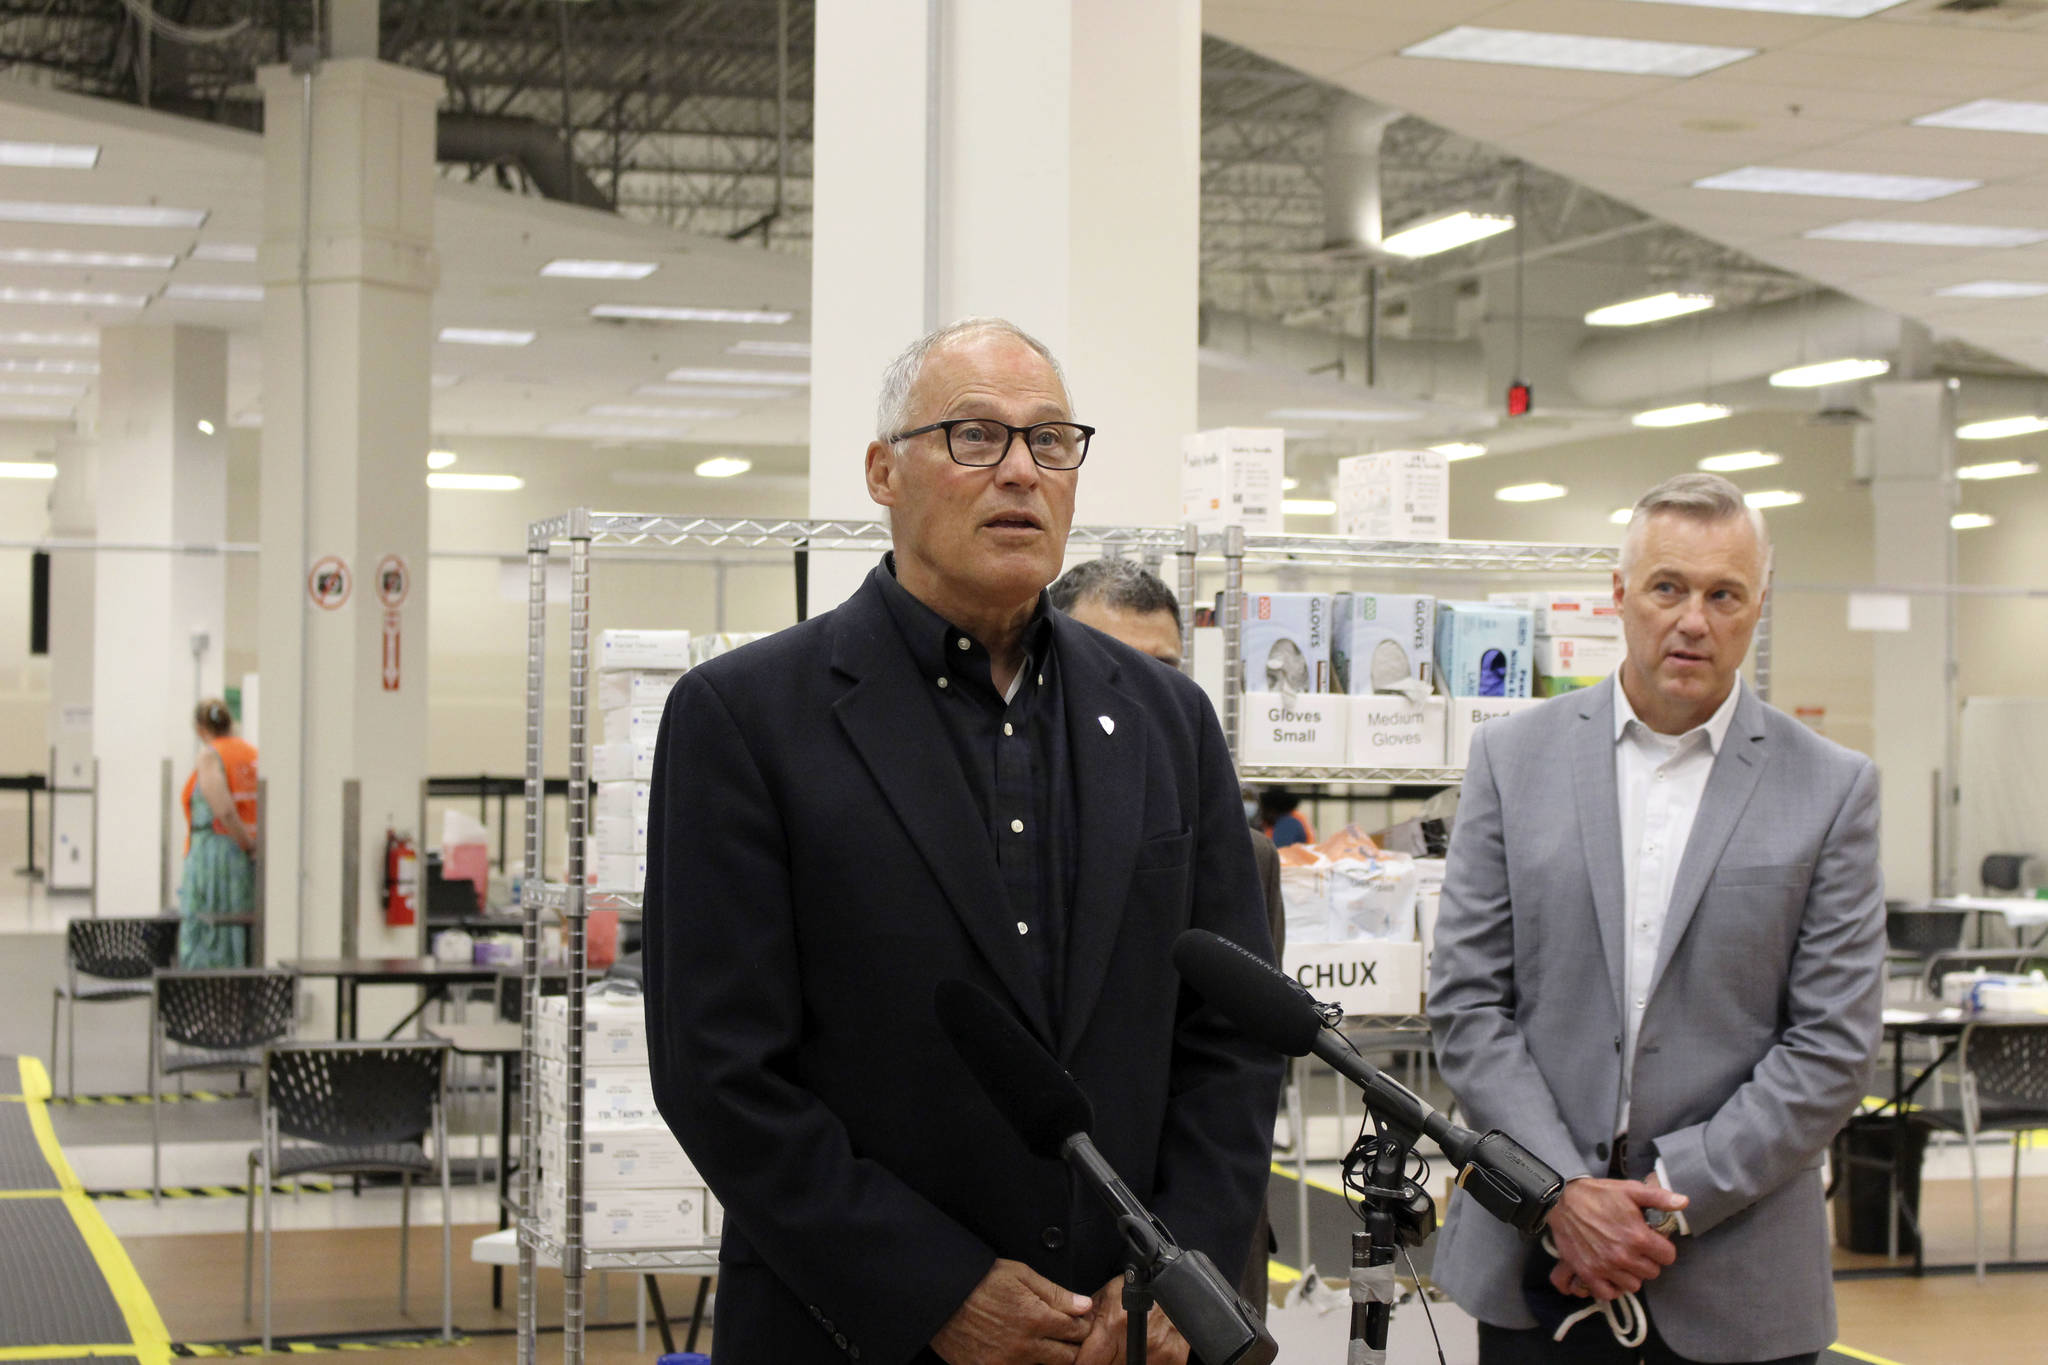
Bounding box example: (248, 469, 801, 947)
(178, 699, 258, 967)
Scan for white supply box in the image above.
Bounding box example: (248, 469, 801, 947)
(598, 670, 685, 713)
(1413, 858, 1446, 981)
(1240, 692, 1348, 767)
(591, 814, 649, 857)
(592, 741, 654, 783)
(537, 992, 651, 1068)
(586, 853, 647, 892)
(1488, 590, 1621, 639)
(1180, 427, 1285, 534)
(1282, 939, 1424, 1015)
(594, 781, 652, 830)
(539, 1178, 708, 1250)
(1333, 593, 1435, 694)
(538, 1060, 662, 1126)
(600, 705, 664, 747)
(1446, 697, 1542, 768)
(1336, 451, 1449, 543)
(1346, 696, 1445, 766)
(1241, 592, 1334, 694)
(1533, 636, 1627, 698)
(540, 1122, 699, 1189)
(599, 630, 692, 671)
(1435, 602, 1532, 699)
(705, 1193, 725, 1239)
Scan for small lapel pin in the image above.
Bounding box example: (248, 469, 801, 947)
(1099, 715, 1115, 735)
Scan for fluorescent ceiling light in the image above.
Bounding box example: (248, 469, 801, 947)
(1951, 512, 1995, 530)
(0, 401, 72, 419)
(0, 381, 85, 397)
(1955, 459, 2040, 479)
(694, 456, 752, 478)
(1495, 482, 1567, 502)
(162, 282, 262, 303)
(1692, 167, 1977, 201)
(0, 358, 96, 375)
(1698, 450, 1781, 472)
(0, 461, 57, 478)
(1281, 477, 1301, 491)
(1618, 0, 1904, 14)
(544, 420, 696, 440)
(1805, 220, 2048, 248)
(1956, 415, 2048, 440)
(1585, 292, 1714, 327)
(1400, 25, 1754, 77)
(427, 472, 524, 492)
(727, 340, 812, 358)
(1935, 280, 2048, 299)
(1381, 210, 1514, 259)
(189, 242, 258, 263)
(0, 248, 175, 270)
(1914, 99, 2048, 136)
(0, 200, 205, 229)
(1610, 508, 1636, 525)
(1633, 401, 1730, 427)
(587, 404, 740, 420)
(426, 450, 458, 470)
(541, 259, 658, 280)
(592, 304, 794, 325)
(195, 419, 215, 435)
(1428, 441, 1488, 460)
(1769, 357, 1890, 388)
(1267, 406, 1418, 422)
(0, 141, 99, 170)
(636, 382, 786, 400)
(1283, 498, 1336, 516)
(0, 286, 149, 309)
(664, 366, 808, 385)
(439, 327, 535, 346)
(1743, 489, 1805, 509)
(0, 330, 94, 348)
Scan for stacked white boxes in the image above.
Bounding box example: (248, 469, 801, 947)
(1335, 450, 1449, 542)
(1181, 428, 1285, 533)
(590, 632, 688, 890)
(1488, 591, 1624, 698)
(535, 990, 721, 1250)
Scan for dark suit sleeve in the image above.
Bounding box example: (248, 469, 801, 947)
(642, 671, 992, 1364)
(1254, 832, 1285, 959)
(1147, 694, 1286, 1284)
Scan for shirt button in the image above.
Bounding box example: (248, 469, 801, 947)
(1038, 673, 1044, 686)
(1017, 921, 1030, 935)
(936, 677, 948, 689)
(957, 637, 971, 651)
(1635, 997, 1646, 1008)
(1011, 818, 1024, 833)
(1003, 723, 1013, 737)
(1657, 772, 1667, 782)
(1042, 1225, 1066, 1249)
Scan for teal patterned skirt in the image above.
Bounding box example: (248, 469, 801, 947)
(178, 789, 252, 968)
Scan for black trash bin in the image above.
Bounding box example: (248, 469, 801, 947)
(1831, 1113, 1926, 1256)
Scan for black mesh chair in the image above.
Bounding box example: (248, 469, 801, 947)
(242, 1041, 452, 1349)
(1911, 1022, 2048, 1281)
(49, 917, 178, 1096)
(150, 968, 297, 1200)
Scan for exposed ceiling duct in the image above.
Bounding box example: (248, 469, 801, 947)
(1571, 293, 1904, 409)
(436, 113, 612, 211)
(1320, 94, 1401, 256)
(1199, 305, 1486, 410)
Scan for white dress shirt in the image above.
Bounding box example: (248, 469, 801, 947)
(1613, 671, 1743, 1145)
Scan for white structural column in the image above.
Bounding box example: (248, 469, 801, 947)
(1859, 380, 1958, 900)
(257, 56, 439, 985)
(46, 433, 96, 892)
(809, 1, 1201, 609)
(92, 326, 229, 915)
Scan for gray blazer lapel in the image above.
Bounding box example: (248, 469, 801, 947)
(1648, 685, 1771, 997)
(1570, 679, 1627, 1024)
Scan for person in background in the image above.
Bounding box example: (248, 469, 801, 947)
(179, 698, 258, 968)
(1051, 556, 1286, 1315)
(1258, 788, 1315, 848)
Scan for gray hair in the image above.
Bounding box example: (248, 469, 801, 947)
(1619, 472, 1771, 577)
(874, 316, 1071, 442)
(1048, 556, 1180, 618)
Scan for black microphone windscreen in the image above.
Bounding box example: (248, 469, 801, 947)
(934, 979, 1093, 1161)
(1171, 929, 1323, 1058)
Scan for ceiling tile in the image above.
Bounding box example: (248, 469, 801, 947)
(1707, 49, 2026, 98)
(1796, 14, 2048, 69)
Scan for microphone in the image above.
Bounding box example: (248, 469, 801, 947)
(933, 979, 1278, 1365)
(1171, 930, 1562, 1238)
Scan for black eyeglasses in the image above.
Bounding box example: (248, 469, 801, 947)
(889, 417, 1095, 470)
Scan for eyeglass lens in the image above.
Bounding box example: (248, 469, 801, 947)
(949, 420, 1089, 468)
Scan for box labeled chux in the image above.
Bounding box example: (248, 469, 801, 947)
(1240, 592, 1334, 695)
(1533, 635, 1627, 697)
(1281, 940, 1423, 1015)
(1336, 450, 1449, 542)
(1435, 602, 1532, 698)
(1239, 692, 1348, 766)
(1346, 696, 1446, 766)
(1446, 697, 1542, 768)
(1180, 428, 1285, 533)
(1332, 593, 1435, 694)
(598, 630, 692, 671)
(1487, 590, 1621, 639)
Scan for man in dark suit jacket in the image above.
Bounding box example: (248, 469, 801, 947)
(644, 317, 1281, 1365)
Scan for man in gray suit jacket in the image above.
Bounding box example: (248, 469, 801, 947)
(1429, 473, 1884, 1364)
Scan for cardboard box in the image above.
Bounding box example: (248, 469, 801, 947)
(597, 669, 685, 712)
(1435, 602, 1532, 698)
(1240, 593, 1334, 694)
(1336, 451, 1449, 542)
(594, 781, 652, 830)
(586, 852, 646, 892)
(540, 1178, 708, 1250)
(540, 1122, 698, 1189)
(592, 741, 654, 783)
(598, 630, 692, 671)
(1446, 697, 1542, 768)
(1487, 590, 1621, 639)
(1533, 636, 1627, 697)
(537, 993, 651, 1068)
(1346, 696, 1446, 766)
(600, 705, 663, 748)
(1281, 939, 1424, 1016)
(1333, 593, 1435, 694)
(1239, 692, 1348, 766)
(1180, 428, 1285, 533)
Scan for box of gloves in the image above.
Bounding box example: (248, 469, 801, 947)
(1240, 592, 1334, 695)
(1434, 602, 1532, 699)
(1333, 593, 1435, 695)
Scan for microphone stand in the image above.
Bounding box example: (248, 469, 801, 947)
(1118, 1217, 1160, 1365)
(1347, 1122, 1410, 1365)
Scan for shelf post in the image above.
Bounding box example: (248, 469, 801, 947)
(517, 520, 550, 1365)
(1221, 525, 1245, 767)
(563, 509, 593, 1365)
(1175, 522, 1197, 680)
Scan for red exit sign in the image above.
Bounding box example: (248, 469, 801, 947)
(1506, 380, 1533, 418)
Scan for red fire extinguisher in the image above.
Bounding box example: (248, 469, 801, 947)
(385, 830, 418, 926)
